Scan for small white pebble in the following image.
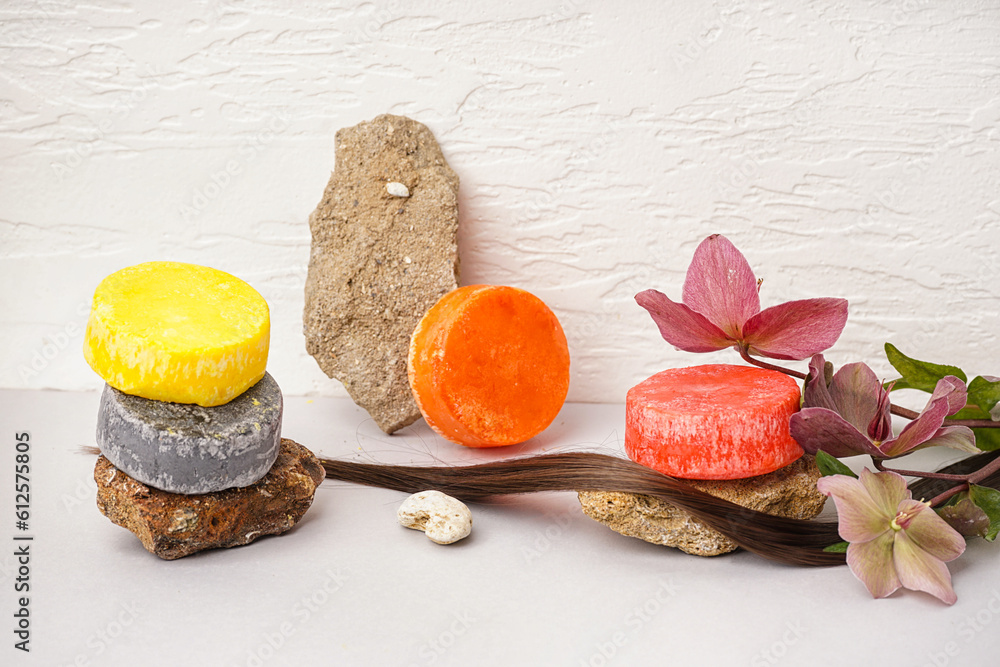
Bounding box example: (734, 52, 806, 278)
(386, 182, 410, 197)
(404, 256, 412, 264)
(397, 490, 472, 545)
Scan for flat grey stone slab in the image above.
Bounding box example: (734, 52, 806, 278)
(96, 373, 283, 494)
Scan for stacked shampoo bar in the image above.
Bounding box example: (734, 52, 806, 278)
(84, 261, 282, 494)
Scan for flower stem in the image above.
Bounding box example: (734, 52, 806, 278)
(927, 484, 969, 507)
(946, 419, 999, 428)
(889, 404, 920, 420)
(738, 347, 807, 379)
(876, 452, 1000, 507)
(873, 458, 970, 482)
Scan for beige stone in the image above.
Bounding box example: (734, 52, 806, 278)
(304, 114, 460, 434)
(397, 490, 472, 545)
(95, 438, 325, 560)
(578, 456, 826, 556)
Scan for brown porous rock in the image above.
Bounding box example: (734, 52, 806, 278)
(95, 438, 325, 560)
(578, 455, 826, 557)
(304, 114, 460, 434)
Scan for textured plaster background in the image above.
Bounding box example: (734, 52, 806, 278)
(1, 0, 998, 403)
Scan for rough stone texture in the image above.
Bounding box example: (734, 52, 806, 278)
(96, 373, 282, 494)
(397, 490, 473, 545)
(304, 114, 459, 434)
(578, 456, 826, 557)
(95, 438, 325, 560)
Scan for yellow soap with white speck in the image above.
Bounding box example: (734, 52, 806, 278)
(84, 261, 270, 407)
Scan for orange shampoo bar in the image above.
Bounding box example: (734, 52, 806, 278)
(624, 364, 803, 480)
(408, 285, 570, 448)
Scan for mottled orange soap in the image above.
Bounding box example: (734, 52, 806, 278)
(408, 285, 570, 448)
(625, 364, 803, 480)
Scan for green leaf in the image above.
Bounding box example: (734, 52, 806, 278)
(968, 484, 1000, 542)
(936, 496, 990, 538)
(884, 343, 967, 393)
(885, 378, 915, 391)
(948, 405, 1000, 451)
(972, 428, 1000, 452)
(823, 541, 849, 553)
(968, 376, 1000, 416)
(814, 450, 858, 478)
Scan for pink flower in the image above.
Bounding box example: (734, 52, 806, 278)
(636, 234, 848, 360)
(790, 355, 978, 459)
(818, 469, 966, 604)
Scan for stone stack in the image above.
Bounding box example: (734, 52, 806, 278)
(84, 261, 322, 559)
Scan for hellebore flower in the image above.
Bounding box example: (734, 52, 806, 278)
(817, 469, 966, 604)
(636, 234, 848, 361)
(789, 355, 978, 459)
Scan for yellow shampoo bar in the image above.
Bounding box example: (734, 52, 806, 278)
(84, 261, 270, 407)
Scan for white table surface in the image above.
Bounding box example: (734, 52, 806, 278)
(3, 388, 999, 667)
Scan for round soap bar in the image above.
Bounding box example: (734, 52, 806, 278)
(96, 373, 283, 494)
(84, 261, 269, 407)
(625, 364, 803, 480)
(408, 285, 570, 447)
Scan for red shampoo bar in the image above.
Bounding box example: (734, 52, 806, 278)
(625, 364, 803, 480)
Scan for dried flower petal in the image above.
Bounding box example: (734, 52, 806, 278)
(859, 468, 910, 518)
(847, 532, 900, 599)
(880, 376, 976, 457)
(819, 470, 965, 604)
(634, 289, 732, 353)
(790, 408, 884, 458)
(817, 472, 895, 542)
(826, 361, 884, 435)
(681, 234, 760, 339)
(793, 358, 978, 459)
(893, 528, 959, 605)
(741, 298, 849, 361)
(637, 235, 847, 361)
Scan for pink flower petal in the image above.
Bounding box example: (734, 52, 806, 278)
(880, 383, 975, 457)
(858, 468, 910, 517)
(847, 533, 901, 599)
(741, 298, 848, 361)
(929, 375, 969, 416)
(827, 362, 884, 435)
(816, 473, 893, 542)
(802, 354, 838, 411)
(634, 289, 733, 353)
(681, 234, 760, 339)
(913, 425, 979, 454)
(893, 529, 959, 605)
(790, 408, 884, 458)
(900, 499, 966, 562)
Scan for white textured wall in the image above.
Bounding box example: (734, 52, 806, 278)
(2, 0, 998, 403)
